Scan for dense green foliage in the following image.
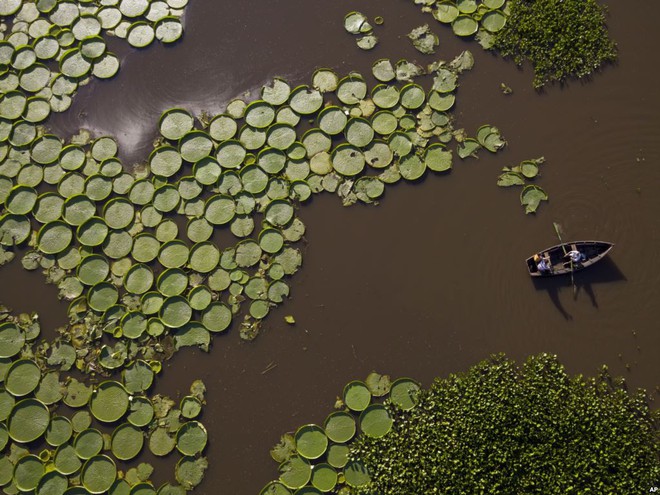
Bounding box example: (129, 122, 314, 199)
(493, 0, 617, 88)
(352, 354, 660, 494)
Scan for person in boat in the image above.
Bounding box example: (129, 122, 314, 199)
(534, 254, 552, 274)
(565, 249, 587, 264)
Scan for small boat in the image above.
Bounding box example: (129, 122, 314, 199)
(526, 241, 614, 277)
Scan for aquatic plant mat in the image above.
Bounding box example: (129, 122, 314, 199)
(261, 356, 660, 494)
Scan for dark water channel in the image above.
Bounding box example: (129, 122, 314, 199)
(2, 0, 660, 493)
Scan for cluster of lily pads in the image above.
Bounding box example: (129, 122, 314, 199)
(261, 372, 419, 494)
(0, 308, 208, 494)
(342, 12, 382, 51)
(2, 47, 518, 371)
(0, 0, 187, 125)
(413, 0, 509, 49)
(497, 156, 548, 214)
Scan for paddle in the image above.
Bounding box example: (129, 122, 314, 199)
(553, 222, 576, 294)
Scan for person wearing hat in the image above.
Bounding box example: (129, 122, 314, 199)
(534, 253, 552, 274)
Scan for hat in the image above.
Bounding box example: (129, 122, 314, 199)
(533, 254, 541, 262)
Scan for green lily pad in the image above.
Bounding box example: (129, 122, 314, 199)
(452, 15, 479, 36)
(149, 427, 176, 457)
(74, 428, 104, 459)
(88, 282, 119, 312)
(520, 185, 548, 214)
(37, 220, 72, 254)
(278, 456, 311, 490)
(399, 153, 426, 181)
(124, 264, 154, 295)
(123, 360, 154, 393)
(260, 482, 292, 495)
(90, 381, 129, 423)
(175, 456, 207, 491)
(158, 240, 189, 268)
(327, 443, 350, 469)
(34, 371, 64, 405)
(359, 404, 393, 438)
(344, 460, 371, 488)
(310, 463, 337, 492)
(201, 302, 232, 333)
(176, 421, 207, 456)
(54, 443, 81, 476)
(127, 397, 154, 427)
(262, 78, 291, 106)
(8, 398, 50, 443)
(36, 470, 68, 495)
(13, 454, 44, 492)
(77, 254, 110, 286)
(149, 146, 182, 178)
(289, 85, 323, 115)
(481, 10, 507, 32)
(324, 412, 356, 444)
(5, 359, 41, 397)
(343, 381, 371, 412)
(111, 423, 144, 461)
(294, 424, 328, 460)
(159, 108, 193, 141)
(81, 455, 117, 494)
(336, 75, 367, 105)
(390, 377, 421, 410)
(45, 416, 73, 447)
(64, 378, 93, 408)
(77, 217, 109, 247)
(425, 144, 452, 172)
(180, 396, 202, 419)
(0, 322, 24, 358)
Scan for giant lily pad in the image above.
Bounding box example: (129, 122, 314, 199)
(8, 398, 50, 443)
(343, 381, 371, 411)
(390, 377, 421, 410)
(175, 456, 208, 491)
(324, 412, 356, 444)
(278, 456, 311, 490)
(359, 404, 393, 438)
(90, 381, 129, 423)
(81, 455, 117, 494)
(5, 359, 41, 397)
(176, 421, 207, 456)
(520, 185, 548, 214)
(111, 423, 144, 460)
(294, 425, 327, 460)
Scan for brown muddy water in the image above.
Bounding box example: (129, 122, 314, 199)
(2, 0, 660, 493)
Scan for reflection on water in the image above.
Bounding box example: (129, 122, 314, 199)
(2, 0, 659, 493)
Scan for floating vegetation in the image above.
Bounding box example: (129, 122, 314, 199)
(343, 11, 379, 50)
(262, 372, 419, 493)
(263, 357, 660, 495)
(492, 0, 617, 88)
(351, 354, 660, 494)
(497, 156, 548, 213)
(407, 24, 439, 54)
(411, 0, 617, 87)
(0, 309, 208, 494)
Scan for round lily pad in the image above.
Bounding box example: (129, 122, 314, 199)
(332, 144, 365, 176)
(77, 217, 109, 247)
(289, 85, 323, 115)
(311, 463, 337, 492)
(175, 456, 207, 491)
(36, 470, 68, 495)
(359, 404, 393, 438)
(327, 443, 350, 469)
(90, 381, 129, 423)
(324, 412, 356, 443)
(77, 254, 110, 286)
(8, 398, 50, 443)
(37, 220, 72, 254)
(127, 396, 154, 427)
(46, 415, 73, 447)
(205, 194, 235, 225)
(111, 423, 144, 460)
(124, 264, 154, 295)
(425, 144, 452, 172)
(180, 396, 202, 419)
(5, 358, 41, 397)
(53, 444, 81, 476)
(0, 322, 24, 358)
(149, 146, 182, 178)
(343, 381, 371, 412)
(14, 454, 44, 492)
(481, 9, 507, 32)
(176, 421, 207, 456)
(390, 377, 421, 410)
(159, 108, 193, 141)
(81, 455, 117, 494)
(158, 240, 189, 268)
(156, 268, 188, 297)
(295, 424, 328, 460)
(74, 428, 104, 459)
(88, 282, 119, 312)
(344, 460, 371, 488)
(452, 15, 479, 36)
(337, 75, 367, 105)
(123, 359, 154, 393)
(160, 296, 192, 328)
(399, 153, 426, 181)
(201, 302, 232, 333)
(278, 456, 311, 490)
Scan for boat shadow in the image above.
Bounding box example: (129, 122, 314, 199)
(531, 258, 626, 320)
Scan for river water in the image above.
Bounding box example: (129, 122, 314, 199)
(2, 0, 659, 493)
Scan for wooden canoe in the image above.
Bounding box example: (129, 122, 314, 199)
(526, 241, 614, 277)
